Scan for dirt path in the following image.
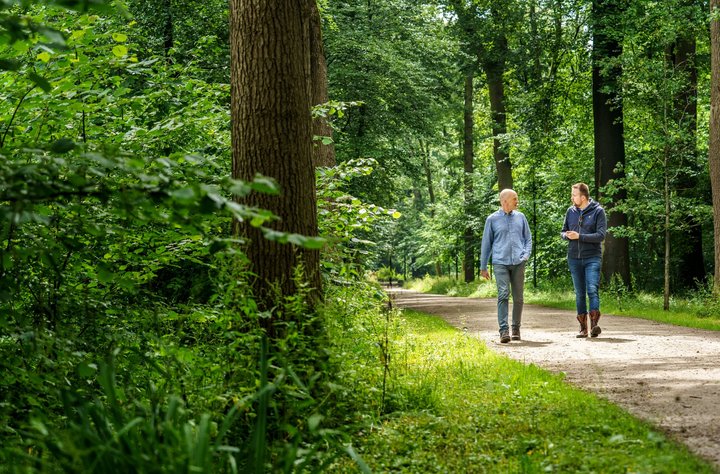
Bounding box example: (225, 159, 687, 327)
(389, 289, 720, 468)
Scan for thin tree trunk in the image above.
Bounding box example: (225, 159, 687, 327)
(463, 70, 475, 283)
(419, 138, 440, 275)
(309, 0, 335, 167)
(709, 0, 720, 294)
(664, 150, 671, 311)
(229, 0, 321, 316)
(420, 139, 436, 216)
(162, 0, 174, 61)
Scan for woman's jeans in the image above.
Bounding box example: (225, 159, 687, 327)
(568, 256, 601, 315)
(494, 262, 525, 334)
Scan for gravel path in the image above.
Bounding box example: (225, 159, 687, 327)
(389, 289, 720, 469)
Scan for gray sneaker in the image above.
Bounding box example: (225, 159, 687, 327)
(500, 331, 511, 343)
(511, 328, 521, 341)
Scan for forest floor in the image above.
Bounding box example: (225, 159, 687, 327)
(388, 289, 720, 469)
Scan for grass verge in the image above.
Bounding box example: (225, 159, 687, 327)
(330, 309, 716, 473)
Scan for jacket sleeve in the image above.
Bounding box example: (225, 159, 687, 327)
(480, 216, 493, 270)
(580, 208, 607, 243)
(561, 210, 570, 240)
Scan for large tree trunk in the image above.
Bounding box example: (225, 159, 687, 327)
(448, 0, 511, 191)
(309, 0, 335, 167)
(229, 0, 321, 315)
(592, 0, 630, 287)
(486, 51, 512, 191)
(668, 32, 705, 288)
(463, 71, 475, 283)
(709, 0, 720, 294)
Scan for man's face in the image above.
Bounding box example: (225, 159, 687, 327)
(571, 188, 584, 207)
(503, 193, 519, 211)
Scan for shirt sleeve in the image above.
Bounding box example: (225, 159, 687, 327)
(480, 215, 493, 270)
(521, 215, 532, 261)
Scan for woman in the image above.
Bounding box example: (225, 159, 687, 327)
(561, 183, 607, 337)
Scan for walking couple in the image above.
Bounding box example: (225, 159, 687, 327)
(480, 184, 606, 343)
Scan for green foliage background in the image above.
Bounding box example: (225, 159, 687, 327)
(1, 0, 718, 471)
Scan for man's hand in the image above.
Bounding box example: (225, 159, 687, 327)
(565, 231, 580, 240)
(481, 269, 490, 280)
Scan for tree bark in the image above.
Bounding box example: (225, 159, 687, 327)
(229, 0, 321, 314)
(420, 139, 436, 215)
(448, 0, 512, 190)
(463, 70, 475, 283)
(486, 52, 512, 191)
(592, 0, 631, 287)
(709, 0, 720, 294)
(309, 0, 336, 167)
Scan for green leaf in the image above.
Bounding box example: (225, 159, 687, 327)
(37, 51, 52, 63)
(52, 0, 116, 13)
(112, 32, 128, 43)
(112, 45, 128, 57)
(37, 26, 66, 47)
(261, 228, 286, 242)
(77, 362, 97, 378)
(343, 445, 372, 474)
(70, 29, 86, 41)
(2, 253, 13, 270)
(49, 138, 76, 153)
(0, 59, 19, 71)
(308, 413, 323, 432)
(251, 176, 280, 195)
(170, 187, 197, 205)
(228, 180, 252, 197)
(28, 72, 52, 92)
(30, 420, 49, 437)
(209, 239, 229, 254)
(97, 265, 115, 283)
(301, 236, 326, 249)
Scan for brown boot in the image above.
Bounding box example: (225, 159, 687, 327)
(576, 313, 588, 338)
(590, 310, 602, 337)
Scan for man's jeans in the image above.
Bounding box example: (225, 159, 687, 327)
(568, 256, 601, 315)
(494, 262, 526, 334)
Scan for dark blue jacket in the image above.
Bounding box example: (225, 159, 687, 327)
(561, 199, 606, 259)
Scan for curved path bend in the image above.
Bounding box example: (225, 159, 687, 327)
(389, 289, 720, 468)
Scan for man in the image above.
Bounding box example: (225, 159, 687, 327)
(480, 189, 532, 343)
(561, 182, 606, 338)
